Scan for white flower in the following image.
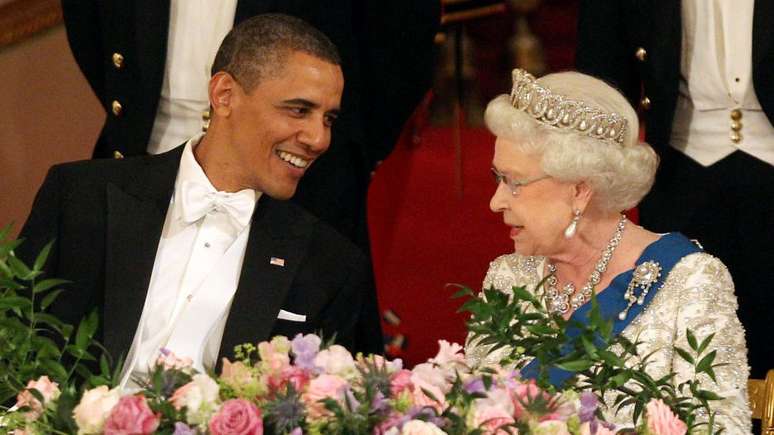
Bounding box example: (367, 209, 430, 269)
(170, 374, 220, 426)
(313, 345, 356, 377)
(72, 385, 120, 434)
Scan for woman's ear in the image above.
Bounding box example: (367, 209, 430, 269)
(209, 72, 237, 117)
(571, 180, 594, 212)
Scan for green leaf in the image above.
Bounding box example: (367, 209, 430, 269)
(33, 240, 54, 272)
(39, 359, 69, 383)
(0, 276, 25, 290)
(40, 289, 65, 310)
(696, 350, 717, 374)
(35, 312, 69, 336)
(674, 346, 695, 365)
(697, 333, 715, 355)
(580, 335, 599, 358)
(74, 310, 99, 350)
(555, 359, 595, 372)
(7, 255, 33, 280)
(0, 296, 32, 310)
(694, 389, 724, 401)
(686, 329, 698, 352)
(32, 278, 69, 294)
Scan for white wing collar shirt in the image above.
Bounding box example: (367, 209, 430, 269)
(121, 133, 260, 386)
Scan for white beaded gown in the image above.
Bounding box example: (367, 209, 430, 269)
(465, 234, 752, 434)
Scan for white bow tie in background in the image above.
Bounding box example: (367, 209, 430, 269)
(180, 180, 255, 231)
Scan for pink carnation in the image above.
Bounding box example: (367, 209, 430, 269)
(301, 374, 348, 420)
(15, 376, 60, 419)
(208, 399, 263, 435)
(156, 348, 194, 371)
(510, 380, 548, 419)
(645, 399, 687, 435)
(104, 395, 160, 435)
(390, 369, 414, 396)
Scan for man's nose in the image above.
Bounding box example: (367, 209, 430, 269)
(298, 119, 329, 153)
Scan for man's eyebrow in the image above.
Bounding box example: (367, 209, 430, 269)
(281, 98, 340, 116)
(281, 98, 318, 108)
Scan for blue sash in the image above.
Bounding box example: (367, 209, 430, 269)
(520, 233, 701, 387)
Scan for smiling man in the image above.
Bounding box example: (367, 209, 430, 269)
(18, 15, 378, 384)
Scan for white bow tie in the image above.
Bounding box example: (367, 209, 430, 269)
(180, 181, 255, 231)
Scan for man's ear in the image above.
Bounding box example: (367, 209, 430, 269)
(209, 72, 238, 117)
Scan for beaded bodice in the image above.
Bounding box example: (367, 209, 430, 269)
(465, 251, 752, 433)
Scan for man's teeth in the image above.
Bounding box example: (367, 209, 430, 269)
(277, 151, 309, 168)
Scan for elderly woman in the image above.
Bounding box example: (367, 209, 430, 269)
(466, 70, 751, 433)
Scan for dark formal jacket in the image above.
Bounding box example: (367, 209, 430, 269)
(60, 0, 440, 248)
(17, 147, 379, 363)
(575, 0, 774, 150)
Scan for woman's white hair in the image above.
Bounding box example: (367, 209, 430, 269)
(485, 71, 658, 212)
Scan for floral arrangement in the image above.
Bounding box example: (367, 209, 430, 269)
(0, 230, 711, 434)
(3, 334, 690, 435)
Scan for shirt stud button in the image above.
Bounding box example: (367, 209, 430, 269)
(204, 242, 211, 248)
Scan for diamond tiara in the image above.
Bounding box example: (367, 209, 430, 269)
(508, 69, 628, 145)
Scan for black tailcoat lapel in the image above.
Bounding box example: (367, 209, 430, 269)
(219, 196, 316, 358)
(102, 148, 182, 360)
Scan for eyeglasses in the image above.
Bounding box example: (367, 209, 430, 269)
(490, 167, 551, 196)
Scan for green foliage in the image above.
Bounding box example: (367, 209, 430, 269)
(458, 282, 725, 433)
(0, 226, 115, 431)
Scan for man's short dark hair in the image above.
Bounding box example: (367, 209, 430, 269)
(211, 13, 341, 92)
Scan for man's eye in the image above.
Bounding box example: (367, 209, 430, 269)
(324, 114, 337, 127)
(288, 107, 309, 116)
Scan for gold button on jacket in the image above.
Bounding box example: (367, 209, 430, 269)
(635, 47, 647, 62)
(640, 96, 651, 110)
(112, 52, 124, 69)
(111, 100, 123, 116)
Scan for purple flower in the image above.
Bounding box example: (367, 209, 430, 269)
(172, 422, 198, 435)
(289, 428, 302, 435)
(371, 391, 390, 414)
(344, 387, 361, 410)
(291, 334, 321, 371)
(464, 378, 486, 394)
(579, 392, 598, 422)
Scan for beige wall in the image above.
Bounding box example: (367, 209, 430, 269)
(0, 25, 103, 237)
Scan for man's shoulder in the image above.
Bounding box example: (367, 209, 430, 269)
(47, 148, 182, 191)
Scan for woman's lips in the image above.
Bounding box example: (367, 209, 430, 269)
(510, 226, 523, 238)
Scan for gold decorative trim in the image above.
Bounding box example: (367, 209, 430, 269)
(0, 0, 63, 48)
(441, 4, 506, 25)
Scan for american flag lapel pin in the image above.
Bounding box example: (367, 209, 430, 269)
(270, 257, 285, 267)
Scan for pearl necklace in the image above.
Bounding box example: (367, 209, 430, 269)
(546, 214, 627, 315)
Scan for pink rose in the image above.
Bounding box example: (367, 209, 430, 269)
(104, 395, 160, 435)
(301, 374, 348, 419)
(209, 399, 263, 435)
(390, 369, 414, 396)
(645, 399, 687, 435)
(15, 376, 60, 419)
